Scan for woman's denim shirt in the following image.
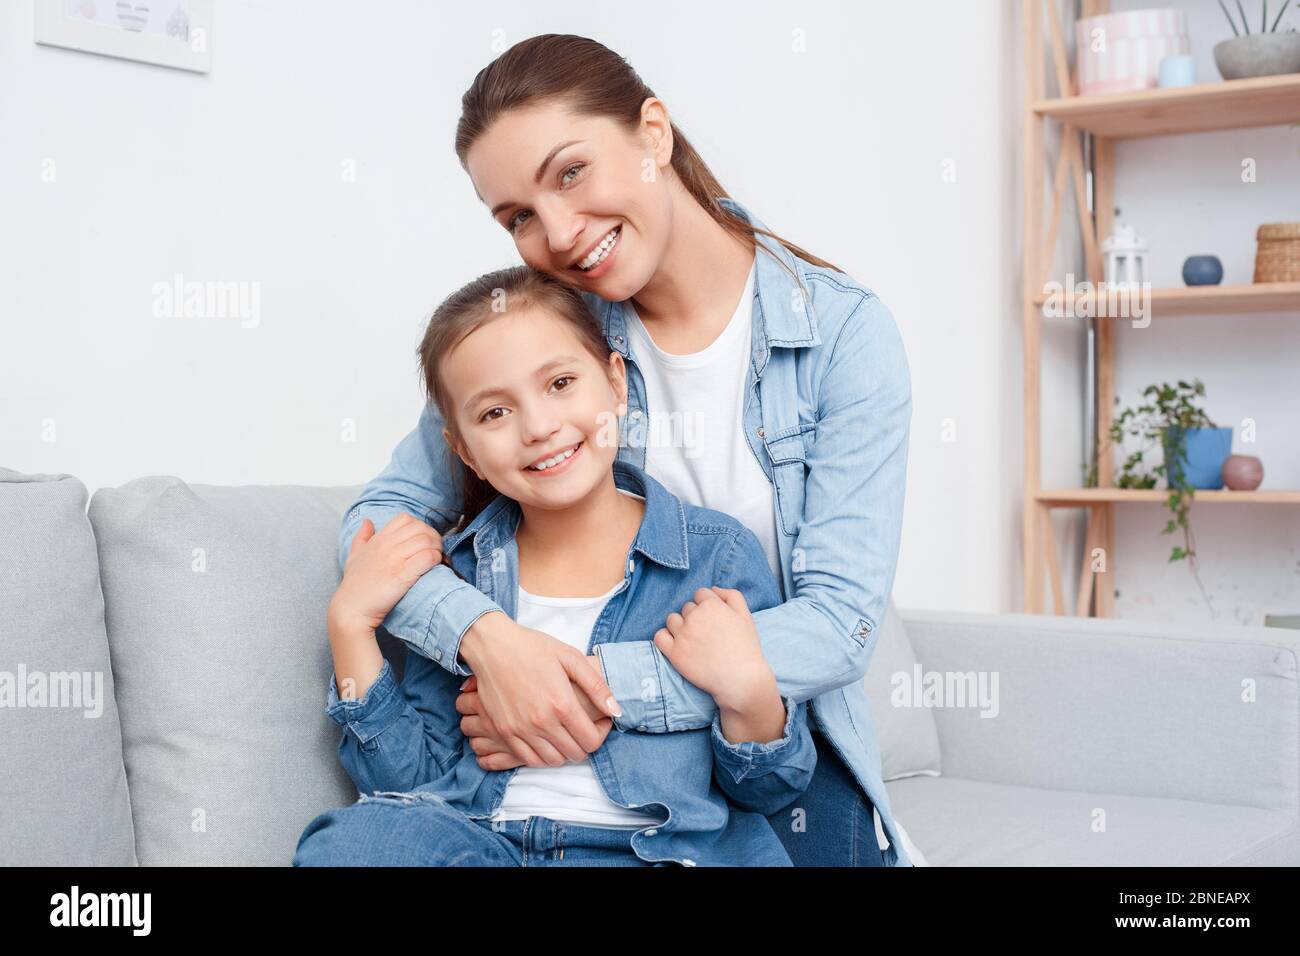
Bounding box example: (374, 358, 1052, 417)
(325, 460, 818, 867)
(338, 196, 914, 865)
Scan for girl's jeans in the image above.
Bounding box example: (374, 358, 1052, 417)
(294, 729, 886, 867)
(294, 790, 663, 867)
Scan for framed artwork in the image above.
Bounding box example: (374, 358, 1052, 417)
(34, 0, 213, 73)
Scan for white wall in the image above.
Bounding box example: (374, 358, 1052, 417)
(2, 0, 1032, 616)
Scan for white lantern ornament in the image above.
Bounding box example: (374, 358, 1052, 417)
(1102, 222, 1148, 287)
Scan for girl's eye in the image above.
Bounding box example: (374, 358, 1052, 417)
(551, 375, 575, 391)
(479, 407, 506, 423)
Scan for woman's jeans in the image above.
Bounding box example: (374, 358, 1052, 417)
(295, 729, 885, 867)
(764, 727, 886, 867)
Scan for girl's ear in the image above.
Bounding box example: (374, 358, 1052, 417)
(443, 426, 485, 480)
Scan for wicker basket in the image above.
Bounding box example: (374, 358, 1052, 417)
(1254, 223, 1300, 283)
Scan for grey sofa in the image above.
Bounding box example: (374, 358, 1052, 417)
(2, 465, 1297, 866)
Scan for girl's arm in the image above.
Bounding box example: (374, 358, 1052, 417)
(325, 613, 463, 794)
(596, 293, 911, 733)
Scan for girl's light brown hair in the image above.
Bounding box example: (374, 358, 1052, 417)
(454, 33, 844, 284)
(417, 265, 615, 539)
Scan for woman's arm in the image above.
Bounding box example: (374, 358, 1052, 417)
(596, 293, 912, 733)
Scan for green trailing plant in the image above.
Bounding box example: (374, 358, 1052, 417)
(1082, 380, 1219, 612)
(1217, 0, 1296, 34)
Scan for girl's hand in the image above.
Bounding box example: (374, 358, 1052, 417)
(652, 587, 775, 713)
(455, 658, 613, 771)
(329, 514, 443, 632)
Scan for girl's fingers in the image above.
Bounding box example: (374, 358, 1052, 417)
(665, 611, 684, 635)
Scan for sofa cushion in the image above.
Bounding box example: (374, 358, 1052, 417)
(864, 600, 942, 781)
(885, 775, 1300, 866)
(88, 477, 365, 865)
(0, 467, 137, 865)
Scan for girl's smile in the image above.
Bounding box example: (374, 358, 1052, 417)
(524, 439, 585, 476)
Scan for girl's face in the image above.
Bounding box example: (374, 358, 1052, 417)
(441, 307, 627, 510)
(465, 99, 676, 303)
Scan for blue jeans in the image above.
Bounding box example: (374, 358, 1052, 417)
(764, 728, 886, 867)
(293, 787, 665, 867)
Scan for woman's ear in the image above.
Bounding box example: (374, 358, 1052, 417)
(608, 352, 628, 411)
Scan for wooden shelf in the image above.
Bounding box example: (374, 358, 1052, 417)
(1037, 488, 1300, 505)
(1034, 282, 1300, 317)
(1034, 73, 1300, 139)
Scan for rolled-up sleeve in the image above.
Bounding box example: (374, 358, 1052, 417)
(325, 657, 460, 794)
(710, 697, 816, 816)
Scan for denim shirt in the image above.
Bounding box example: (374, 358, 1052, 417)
(325, 460, 817, 867)
(340, 196, 913, 865)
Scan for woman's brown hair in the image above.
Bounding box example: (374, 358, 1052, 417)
(453, 33, 844, 285)
(417, 265, 616, 551)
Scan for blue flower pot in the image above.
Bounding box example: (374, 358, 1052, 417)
(1163, 427, 1233, 489)
(1182, 256, 1224, 286)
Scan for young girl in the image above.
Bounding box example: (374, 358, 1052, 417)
(294, 265, 815, 867)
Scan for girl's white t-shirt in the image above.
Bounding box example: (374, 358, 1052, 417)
(490, 490, 671, 829)
(622, 256, 783, 593)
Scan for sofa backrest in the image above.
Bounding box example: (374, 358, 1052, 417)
(0, 467, 137, 865)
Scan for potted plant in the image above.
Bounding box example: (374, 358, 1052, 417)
(1083, 380, 1229, 611)
(1214, 0, 1300, 80)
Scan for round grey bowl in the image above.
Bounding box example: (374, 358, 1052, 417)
(1214, 33, 1300, 80)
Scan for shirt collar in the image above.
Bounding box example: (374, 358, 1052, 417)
(580, 195, 823, 356)
(442, 459, 689, 570)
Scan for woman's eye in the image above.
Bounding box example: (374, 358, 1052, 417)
(560, 162, 585, 187)
(507, 210, 531, 233)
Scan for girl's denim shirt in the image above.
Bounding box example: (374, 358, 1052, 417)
(339, 196, 914, 865)
(326, 460, 817, 867)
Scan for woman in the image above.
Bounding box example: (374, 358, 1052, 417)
(345, 34, 913, 866)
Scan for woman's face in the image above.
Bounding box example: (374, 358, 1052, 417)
(441, 307, 628, 511)
(465, 99, 676, 303)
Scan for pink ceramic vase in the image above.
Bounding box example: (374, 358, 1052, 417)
(1221, 454, 1263, 491)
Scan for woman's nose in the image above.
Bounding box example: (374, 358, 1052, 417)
(537, 201, 582, 256)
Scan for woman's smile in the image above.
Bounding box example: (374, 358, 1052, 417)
(571, 224, 622, 279)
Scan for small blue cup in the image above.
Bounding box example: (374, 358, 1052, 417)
(1159, 54, 1197, 88)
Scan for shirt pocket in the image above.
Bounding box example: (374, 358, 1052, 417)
(763, 421, 814, 537)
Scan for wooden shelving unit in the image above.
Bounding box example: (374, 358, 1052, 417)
(1021, 0, 1300, 618)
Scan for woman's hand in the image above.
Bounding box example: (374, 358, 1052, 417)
(652, 587, 776, 713)
(329, 514, 443, 632)
(455, 615, 621, 770)
(456, 658, 612, 770)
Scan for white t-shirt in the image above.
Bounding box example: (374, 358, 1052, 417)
(623, 256, 783, 592)
(491, 492, 670, 828)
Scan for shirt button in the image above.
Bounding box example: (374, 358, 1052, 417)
(615, 335, 624, 344)
(682, 859, 696, 867)
(630, 409, 642, 419)
(627, 557, 635, 574)
(757, 427, 765, 438)
(644, 829, 657, 837)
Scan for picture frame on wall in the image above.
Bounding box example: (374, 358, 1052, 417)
(34, 0, 213, 73)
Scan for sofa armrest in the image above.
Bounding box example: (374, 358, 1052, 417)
(896, 609, 1299, 817)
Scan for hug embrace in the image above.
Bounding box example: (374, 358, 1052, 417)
(293, 32, 913, 868)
